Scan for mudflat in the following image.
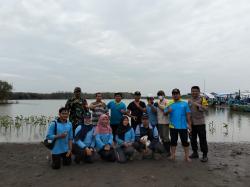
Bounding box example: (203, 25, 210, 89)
(0, 143, 249, 187)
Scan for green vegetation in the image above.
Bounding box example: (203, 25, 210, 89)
(0, 80, 13, 103)
(1, 80, 192, 100)
(10, 92, 191, 100)
(0, 115, 53, 128)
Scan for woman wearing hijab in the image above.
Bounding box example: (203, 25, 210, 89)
(72, 112, 96, 164)
(115, 116, 135, 163)
(95, 114, 116, 162)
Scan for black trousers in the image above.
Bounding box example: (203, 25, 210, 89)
(98, 148, 116, 162)
(133, 141, 146, 152)
(190, 124, 208, 155)
(72, 144, 96, 163)
(52, 152, 71, 169)
(115, 146, 135, 163)
(133, 141, 164, 153)
(170, 129, 189, 147)
(110, 124, 118, 142)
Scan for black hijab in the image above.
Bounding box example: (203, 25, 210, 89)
(117, 116, 131, 141)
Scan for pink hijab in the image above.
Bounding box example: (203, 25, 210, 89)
(95, 114, 112, 135)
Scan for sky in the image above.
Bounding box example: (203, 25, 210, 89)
(0, 0, 250, 95)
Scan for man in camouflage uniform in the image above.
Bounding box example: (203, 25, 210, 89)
(65, 87, 88, 134)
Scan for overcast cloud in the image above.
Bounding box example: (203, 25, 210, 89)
(0, 0, 250, 95)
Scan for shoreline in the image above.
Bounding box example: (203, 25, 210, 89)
(0, 142, 249, 187)
(0, 100, 19, 105)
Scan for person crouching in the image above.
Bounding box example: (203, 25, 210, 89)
(134, 113, 164, 159)
(115, 116, 136, 163)
(72, 112, 96, 164)
(95, 114, 116, 162)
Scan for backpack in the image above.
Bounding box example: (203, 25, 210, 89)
(42, 121, 57, 150)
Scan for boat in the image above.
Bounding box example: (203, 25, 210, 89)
(230, 104, 250, 112)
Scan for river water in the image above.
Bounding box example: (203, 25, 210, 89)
(0, 99, 250, 143)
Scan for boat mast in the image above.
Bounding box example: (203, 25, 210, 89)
(203, 79, 206, 93)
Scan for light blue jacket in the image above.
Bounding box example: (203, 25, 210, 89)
(115, 128, 135, 146)
(146, 105, 158, 126)
(46, 120, 73, 155)
(73, 124, 95, 149)
(95, 133, 113, 150)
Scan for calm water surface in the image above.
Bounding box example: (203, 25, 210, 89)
(0, 100, 250, 143)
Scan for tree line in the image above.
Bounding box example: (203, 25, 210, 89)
(10, 92, 135, 100)
(0, 80, 190, 102)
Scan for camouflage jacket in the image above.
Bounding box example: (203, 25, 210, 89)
(65, 97, 88, 125)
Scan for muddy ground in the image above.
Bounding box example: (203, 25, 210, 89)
(0, 143, 249, 187)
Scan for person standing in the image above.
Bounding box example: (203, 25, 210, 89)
(89, 92, 109, 126)
(164, 89, 192, 162)
(155, 90, 171, 156)
(107, 93, 127, 141)
(65, 87, 88, 133)
(127, 91, 146, 130)
(46, 107, 73, 169)
(146, 94, 158, 127)
(188, 86, 209, 162)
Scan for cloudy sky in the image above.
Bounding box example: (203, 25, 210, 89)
(0, 0, 250, 95)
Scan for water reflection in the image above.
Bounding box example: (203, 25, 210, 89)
(208, 121, 216, 135)
(205, 106, 250, 142)
(0, 115, 52, 142)
(0, 124, 47, 142)
(0, 100, 250, 142)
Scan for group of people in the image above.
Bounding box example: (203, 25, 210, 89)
(46, 86, 209, 169)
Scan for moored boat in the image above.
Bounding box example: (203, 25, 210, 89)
(230, 104, 250, 112)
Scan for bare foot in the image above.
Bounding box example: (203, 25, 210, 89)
(171, 155, 176, 161)
(184, 157, 192, 162)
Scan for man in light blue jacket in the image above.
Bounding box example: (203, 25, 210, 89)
(46, 107, 73, 169)
(134, 113, 164, 159)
